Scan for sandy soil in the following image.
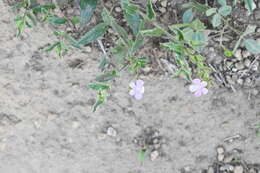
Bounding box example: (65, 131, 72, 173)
(0, 1, 259, 173)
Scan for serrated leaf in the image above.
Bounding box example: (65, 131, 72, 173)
(206, 8, 217, 16)
(95, 70, 118, 82)
(217, 0, 227, 6)
(182, 9, 193, 24)
(212, 13, 221, 28)
(77, 23, 108, 46)
(88, 83, 110, 90)
(140, 28, 164, 37)
(219, 5, 232, 16)
(146, 0, 156, 20)
(244, 39, 260, 54)
(49, 17, 67, 25)
(79, 0, 97, 27)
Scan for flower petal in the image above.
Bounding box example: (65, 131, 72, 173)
(139, 86, 145, 94)
(134, 93, 143, 100)
(192, 79, 201, 85)
(136, 80, 144, 88)
(189, 84, 199, 92)
(194, 90, 203, 97)
(129, 89, 135, 96)
(202, 88, 208, 95)
(201, 81, 207, 87)
(129, 82, 136, 88)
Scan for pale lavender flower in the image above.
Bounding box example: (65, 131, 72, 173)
(189, 79, 208, 97)
(129, 80, 144, 100)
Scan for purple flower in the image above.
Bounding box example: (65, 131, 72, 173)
(129, 80, 144, 100)
(189, 79, 208, 97)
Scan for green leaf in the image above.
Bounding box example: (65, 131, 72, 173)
(140, 28, 164, 37)
(77, 23, 108, 46)
(95, 70, 118, 82)
(244, 39, 260, 54)
(124, 12, 142, 35)
(206, 8, 217, 16)
(88, 83, 110, 90)
(224, 50, 234, 57)
(138, 148, 146, 163)
(217, 0, 227, 6)
(79, 0, 97, 27)
(26, 13, 37, 25)
(71, 16, 80, 25)
(102, 9, 130, 45)
(49, 17, 67, 25)
(44, 42, 60, 52)
(146, 0, 156, 20)
(15, 16, 26, 37)
(182, 2, 208, 13)
(182, 9, 193, 24)
(93, 90, 106, 112)
(219, 5, 232, 16)
(130, 34, 144, 54)
(212, 13, 221, 28)
(191, 31, 206, 52)
(32, 4, 56, 14)
(161, 42, 184, 55)
(191, 19, 206, 31)
(244, 0, 254, 14)
(182, 28, 194, 41)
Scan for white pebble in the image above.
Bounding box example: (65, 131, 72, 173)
(85, 46, 92, 53)
(150, 150, 159, 161)
(107, 127, 117, 137)
(234, 166, 243, 173)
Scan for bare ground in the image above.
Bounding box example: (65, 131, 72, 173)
(0, 1, 260, 173)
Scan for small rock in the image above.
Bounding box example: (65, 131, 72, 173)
(237, 78, 244, 85)
(252, 61, 259, 71)
(235, 62, 245, 70)
(244, 78, 252, 86)
(66, 27, 72, 32)
(150, 150, 159, 161)
(217, 146, 225, 154)
(249, 168, 257, 173)
(251, 89, 259, 96)
(244, 59, 251, 68)
(159, 7, 166, 13)
(154, 144, 161, 149)
(153, 138, 159, 144)
(115, 7, 122, 13)
(218, 153, 225, 161)
(108, 28, 113, 33)
(242, 50, 251, 58)
(224, 155, 234, 163)
(234, 49, 243, 61)
(234, 166, 243, 173)
(161, 0, 167, 7)
(207, 166, 214, 173)
(107, 127, 117, 137)
(72, 121, 80, 129)
(85, 46, 92, 53)
(256, 27, 260, 33)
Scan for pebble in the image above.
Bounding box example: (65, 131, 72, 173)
(234, 166, 243, 173)
(235, 62, 245, 70)
(217, 153, 225, 161)
(161, 0, 167, 7)
(244, 59, 251, 67)
(150, 150, 159, 161)
(115, 7, 122, 13)
(234, 49, 243, 61)
(237, 78, 244, 85)
(107, 127, 117, 137)
(252, 61, 259, 71)
(217, 146, 225, 154)
(242, 50, 251, 58)
(249, 168, 257, 173)
(207, 166, 214, 173)
(159, 7, 166, 13)
(85, 46, 92, 53)
(251, 89, 259, 96)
